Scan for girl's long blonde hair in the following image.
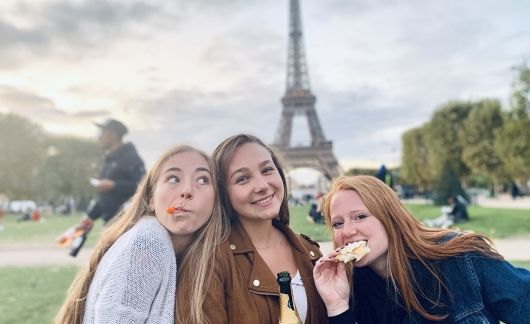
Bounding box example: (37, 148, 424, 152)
(321, 175, 502, 321)
(56, 145, 230, 324)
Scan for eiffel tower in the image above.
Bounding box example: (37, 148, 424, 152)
(271, 0, 342, 180)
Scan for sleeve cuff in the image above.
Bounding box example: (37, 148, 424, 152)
(328, 304, 350, 317)
(329, 307, 354, 323)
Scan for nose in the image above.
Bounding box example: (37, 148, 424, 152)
(253, 174, 269, 193)
(342, 221, 357, 239)
(180, 180, 193, 199)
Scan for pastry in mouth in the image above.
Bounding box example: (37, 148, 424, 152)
(334, 241, 370, 263)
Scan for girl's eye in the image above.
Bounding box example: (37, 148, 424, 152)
(332, 221, 344, 229)
(167, 175, 179, 184)
(196, 176, 210, 185)
(354, 214, 368, 222)
(236, 175, 249, 184)
(262, 166, 275, 174)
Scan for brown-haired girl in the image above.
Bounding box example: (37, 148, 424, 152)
(177, 134, 328, 323)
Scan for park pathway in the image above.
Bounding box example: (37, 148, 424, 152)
(1, 236, 529, 267)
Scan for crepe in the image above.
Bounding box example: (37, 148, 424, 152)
(335, 241, 370, 263)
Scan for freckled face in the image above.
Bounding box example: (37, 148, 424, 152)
(152, 151, 214, 237)
(226, 143, 284, 223)
(330, 190, 389, 272)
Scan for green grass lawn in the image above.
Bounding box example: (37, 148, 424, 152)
(1, 204, 530, 324)
(0, 266, 78, 324)
(1, 260, 529, 324)
(1, 203, 529, 246)
(288, 203, 530, 241)
(0, 213, 104, 247)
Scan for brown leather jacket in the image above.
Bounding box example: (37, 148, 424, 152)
(176, 219, 328, 324)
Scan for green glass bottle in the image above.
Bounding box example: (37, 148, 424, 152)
(277, 271, 302, 324)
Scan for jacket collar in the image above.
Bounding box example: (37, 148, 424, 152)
(228, 219, 320, 295)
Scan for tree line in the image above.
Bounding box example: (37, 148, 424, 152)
(400, 63, 530, 203)
(0, 113, 101, 209)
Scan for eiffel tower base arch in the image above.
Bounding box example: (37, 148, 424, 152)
(270, 142, 342, 180)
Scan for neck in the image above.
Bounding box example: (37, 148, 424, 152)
(239, 218, 278, 249)
(172, 235, 193, 259)
(370, 253, 389, 278)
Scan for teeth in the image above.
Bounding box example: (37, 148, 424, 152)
(255, 196, 272, 205)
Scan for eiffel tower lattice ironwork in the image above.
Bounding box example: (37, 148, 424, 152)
(271, 0, 342, 180)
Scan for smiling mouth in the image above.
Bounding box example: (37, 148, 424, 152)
(252, 195, 274, 206)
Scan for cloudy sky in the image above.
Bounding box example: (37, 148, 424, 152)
(1, 0, 529, 176)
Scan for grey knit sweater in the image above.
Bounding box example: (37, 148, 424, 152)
(83, 216, 176, 324)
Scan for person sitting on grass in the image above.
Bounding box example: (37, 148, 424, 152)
(307, 194, 325, 224)
(448, 194, 469, 224)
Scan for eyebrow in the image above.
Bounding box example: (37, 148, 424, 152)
(196, 167, 212, 175)
(230, 160, 272, 179)
(163, 167, 181, 175)
(331, 209, 366, 219)
(163, 166, 211, 175)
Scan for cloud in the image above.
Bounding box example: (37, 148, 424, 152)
(0, 0, 162, 68)
(112, 80, 287, 165)
(0, 85, 108, 129)
(1, 0, 529, 170)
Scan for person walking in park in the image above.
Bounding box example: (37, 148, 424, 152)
(314, 175, 530, 323)
(511, 181, 521, 200)
(375, 164, 394, 190)
(176, 134, 328, 323)
(75, 119, 145, 235)
(56, 145, 229, 324)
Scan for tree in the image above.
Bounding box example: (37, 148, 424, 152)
(0, 113, 47, 199)
(494, 63, 530, 184)
(460, 99, 505, 192)
(426, 101, 473, 181)
(433, 162, 466, 205)
(400, 124, 431, 190)
(36, 136, 101, 206)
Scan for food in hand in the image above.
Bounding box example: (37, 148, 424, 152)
(335, 241, 370, 263)
(56, 227, 85, 248)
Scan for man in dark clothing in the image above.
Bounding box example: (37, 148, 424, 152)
(82, 119, 145, 228)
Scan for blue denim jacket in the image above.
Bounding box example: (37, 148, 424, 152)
(330, 253, 530, 323)
(411, 253, 530, 323)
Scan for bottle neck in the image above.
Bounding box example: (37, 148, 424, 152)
(278, 283, 301, 323)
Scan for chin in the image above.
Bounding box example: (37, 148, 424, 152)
(169, 226, 193, 235)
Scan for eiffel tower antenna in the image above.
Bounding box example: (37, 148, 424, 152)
(271, 0, 342, 180)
